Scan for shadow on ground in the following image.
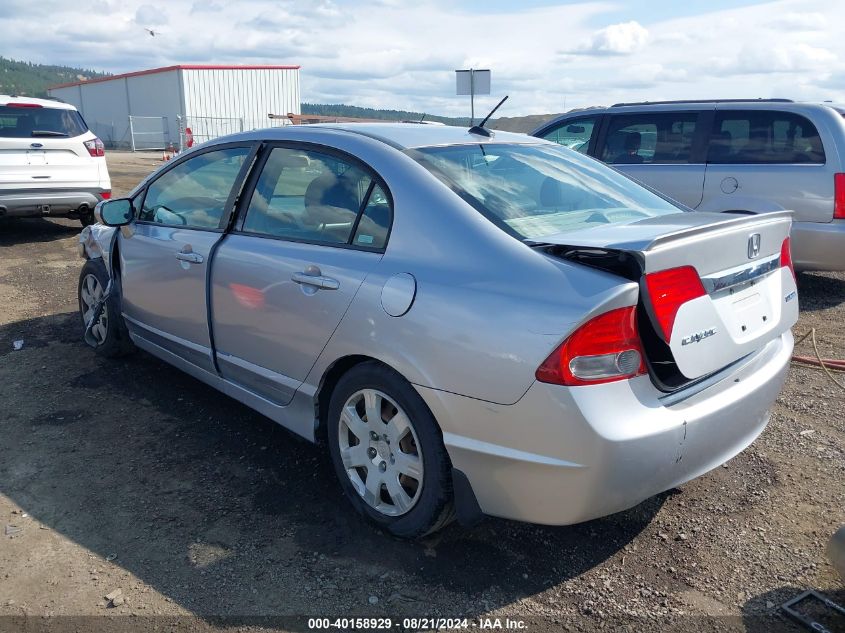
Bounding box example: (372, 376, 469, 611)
(0, 217, 81, 246)
(797, 271, 845, 311)
(0, 311, 666, 625)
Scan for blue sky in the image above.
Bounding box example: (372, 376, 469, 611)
(1, 0, 842, 117)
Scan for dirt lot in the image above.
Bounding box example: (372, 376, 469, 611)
(0, 151, 843, 632)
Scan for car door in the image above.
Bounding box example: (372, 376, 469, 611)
(700, 109, 832, 222)
(119, 144, 255, 372)
(598, 110, 707, 209)
(211, 144, 391, 405)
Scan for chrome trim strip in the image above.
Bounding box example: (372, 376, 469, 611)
(700, 256, 780, 294)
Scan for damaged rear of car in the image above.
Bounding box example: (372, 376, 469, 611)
(411, 141, 797, 525)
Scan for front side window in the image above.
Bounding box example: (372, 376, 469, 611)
(242, 147, 390, 249)
(602, 113, 699, 165)
(411, 143, 679, 241)
(540, 117, 597, 154)
(0, 105, 88, 138)
(139, 147, 251, 229)
(708, 110, 825, 164)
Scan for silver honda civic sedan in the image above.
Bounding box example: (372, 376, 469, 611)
(78, 123, 798, 538)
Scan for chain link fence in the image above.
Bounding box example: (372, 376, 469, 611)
(128, 116, 171, 151)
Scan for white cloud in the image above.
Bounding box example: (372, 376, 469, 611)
(135, 4, 168, 26)
(576, 20, 649, 55)
(1, 0, 844, 116)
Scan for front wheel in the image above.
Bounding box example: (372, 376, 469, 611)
(327, 362, 455, 538)
(78, 258, 134, 357)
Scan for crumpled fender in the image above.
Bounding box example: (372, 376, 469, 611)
(78, 224, 118, 272)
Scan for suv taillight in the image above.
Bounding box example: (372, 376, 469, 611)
(835, 173, 845, 219)
(535, 306, 646, 386)
(84, 137, 105, 157)
(643, 266, 706, 343)
(780, 237, 795, 280)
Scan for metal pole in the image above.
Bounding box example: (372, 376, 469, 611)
(470, 68, 475, 125)
(129, 116, 136, 152)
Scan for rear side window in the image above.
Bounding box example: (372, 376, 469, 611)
(539, 117, 597, 154)
(602, 113, 699, 165)
(708, 111, 825, 164)
(242, 147, 391, 249)
(0, 105, 88, 138)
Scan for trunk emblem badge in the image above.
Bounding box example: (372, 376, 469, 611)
(681, 328, 717, 346)
(30, 142, 43, 148)
(748, 233, 761, 259)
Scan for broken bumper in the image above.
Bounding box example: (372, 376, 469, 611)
(415, 331, 792, 526)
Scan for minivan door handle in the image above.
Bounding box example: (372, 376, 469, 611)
(291, 271, 339, 290)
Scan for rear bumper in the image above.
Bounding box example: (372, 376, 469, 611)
(416, 332, 792, 526)
(791, 220, 845, 272)
(0, 188, 107, 218)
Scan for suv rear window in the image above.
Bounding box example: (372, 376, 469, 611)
(0, 105, 88, 138)
(708, 111, 824, 164)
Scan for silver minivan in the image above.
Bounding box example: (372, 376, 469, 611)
(532, 99, 845, 271)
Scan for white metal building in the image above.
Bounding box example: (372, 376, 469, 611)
(47, 64, 301, 150)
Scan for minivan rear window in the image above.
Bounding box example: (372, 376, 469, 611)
(707, 111, 824, 164)
(0, 105, 88, 138)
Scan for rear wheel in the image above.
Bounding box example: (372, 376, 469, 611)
(327, 362, 455, 538)
(77, 258, 134, 357)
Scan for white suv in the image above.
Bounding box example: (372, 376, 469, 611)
(0, 95, 111, 226)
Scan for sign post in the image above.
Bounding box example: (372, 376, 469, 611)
(455, 69, 491, 125)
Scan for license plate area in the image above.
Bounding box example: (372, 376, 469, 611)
(27, 150, 47, 165)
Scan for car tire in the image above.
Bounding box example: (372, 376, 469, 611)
(327, 362, 455, 538)
(77, 258, 134, 358)
(79, 208, 96, 227)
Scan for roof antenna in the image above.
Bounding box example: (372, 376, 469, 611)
(468, 95, 508, 137)
(419, 113, 427, 123)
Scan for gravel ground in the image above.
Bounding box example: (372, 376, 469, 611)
(0, 151, 842, 632)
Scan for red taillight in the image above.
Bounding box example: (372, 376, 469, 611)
(100, 191, 111, 200)
(643, 266, 706, 343)
(536, 306, 646, 386)
(780, 237, 795, 280)
(6, 102, 42, 108)
(84, 137, 105, 157)
(834, 173, 845, 219)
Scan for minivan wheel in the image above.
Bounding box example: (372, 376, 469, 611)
(77, 258, 134, 358)
(327, 362, 455, 538)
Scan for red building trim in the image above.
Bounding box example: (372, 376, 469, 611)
(48, 64, 301, 90)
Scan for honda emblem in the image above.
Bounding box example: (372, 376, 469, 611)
(748, 233, 761, 259)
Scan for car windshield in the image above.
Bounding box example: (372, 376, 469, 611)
(410, 142, 681, 241)
(0, 105, 88, 138)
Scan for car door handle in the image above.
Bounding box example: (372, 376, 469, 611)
(175, 251, 204, 264)
(291, 272, 339, 290)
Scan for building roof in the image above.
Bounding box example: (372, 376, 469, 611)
(48, 64, 301, 90)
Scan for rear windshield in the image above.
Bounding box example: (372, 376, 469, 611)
(0, 105, 88, 138)
(410, 143, 680, 241)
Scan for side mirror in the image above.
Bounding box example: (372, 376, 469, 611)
(95, 198, 135, 227)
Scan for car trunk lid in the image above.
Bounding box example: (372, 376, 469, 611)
(537, 211, 798, 388)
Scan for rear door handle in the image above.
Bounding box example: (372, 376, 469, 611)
(291, 272, 339, 290)
(175, 251, 204, 264)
